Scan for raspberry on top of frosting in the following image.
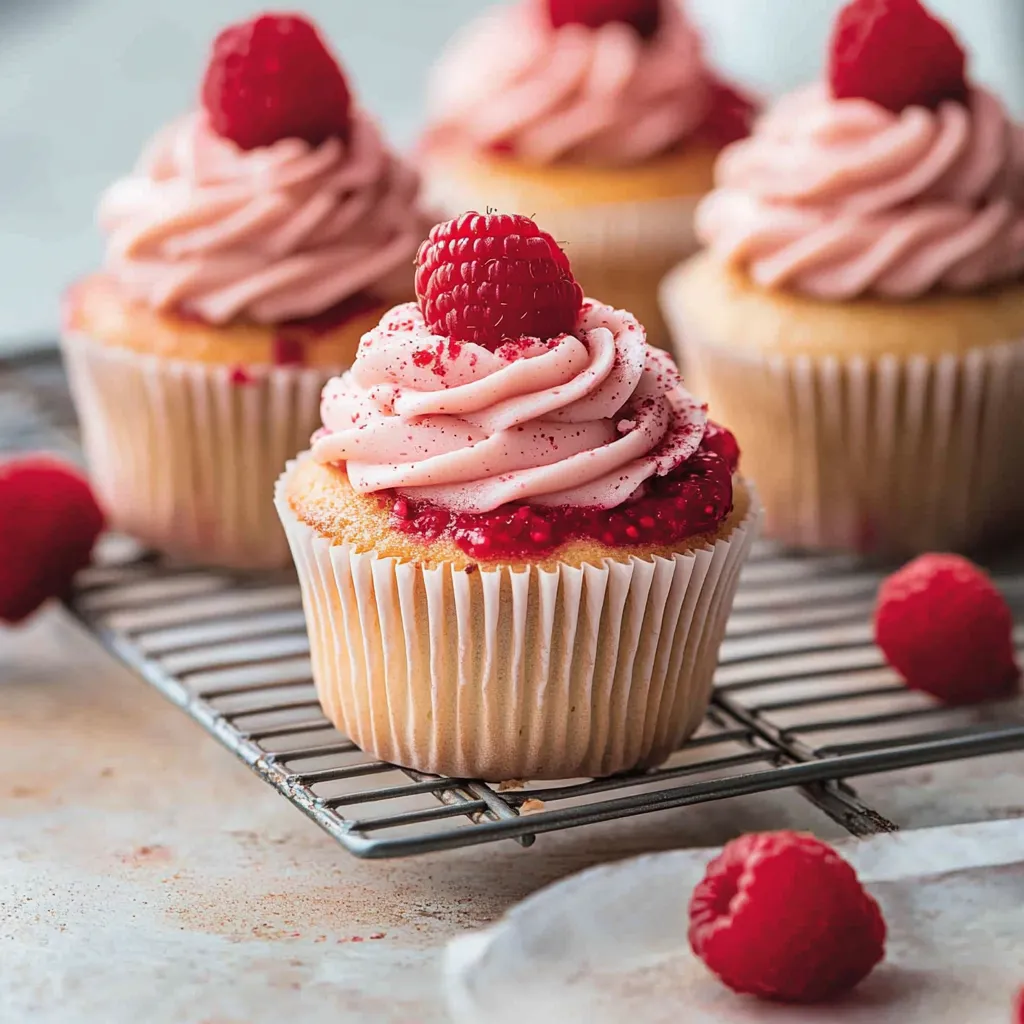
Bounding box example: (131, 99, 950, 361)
(310, 213, 726, 527)
(97, 13, 424, 326)
(202, 13, 353, 150)
(425, 0, 755, 165)
(696, 1, 1024, 301)
(416, 212, 584, 349)
(829, 0, 968, 114)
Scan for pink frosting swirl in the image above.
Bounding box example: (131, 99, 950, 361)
(311, 300, 707, 513)
(426, 1, 713, 165)
(697, 85, 1024, 299)
(98, 110, 423, 324)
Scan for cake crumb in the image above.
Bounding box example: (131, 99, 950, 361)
(520, 798, 545, 815)
(497, 779, 525, 792)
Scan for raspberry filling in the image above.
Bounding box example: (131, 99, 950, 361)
(388, 424, 737, 561)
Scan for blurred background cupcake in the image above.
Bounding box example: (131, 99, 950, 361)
(662, 0, 1024, 556)
(419, 0, 758, 347)
(60, 13, 427, 569)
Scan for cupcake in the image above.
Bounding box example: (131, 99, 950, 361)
(420, 0, 756, 348)
(662, 0, 1024, 555)
(61, 14, 425, 569)
(276, 211, 759, 781)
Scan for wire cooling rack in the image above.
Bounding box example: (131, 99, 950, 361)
(5, 347, 1024, 858)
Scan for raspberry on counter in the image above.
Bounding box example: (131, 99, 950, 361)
(689, 831, 886, 1003)
(0, 457, 105, 624)
(874, 553, 1021, 706)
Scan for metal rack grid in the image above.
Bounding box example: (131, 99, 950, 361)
(5, 348, 1024, 859)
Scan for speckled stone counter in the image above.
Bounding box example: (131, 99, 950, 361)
(3, 608, 1022, 1023)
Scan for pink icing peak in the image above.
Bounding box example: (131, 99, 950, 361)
(426, 1, 718, 164)
(311, 299, 713, 515)
(98, 109, 424, 324)
(697, 84, 1024, 299)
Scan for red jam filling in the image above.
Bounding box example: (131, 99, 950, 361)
(388, 423, 739, 561)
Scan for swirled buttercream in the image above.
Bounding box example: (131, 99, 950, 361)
(697, 85, 1024, 299)
(311, 300, 708, 513)
(99, 110, 423, 324)
(426, 2, 714, 165)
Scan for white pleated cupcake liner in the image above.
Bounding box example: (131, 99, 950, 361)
(275, 457, 760, 781)
(662, 281, 1024, 554)
(61, 331, 336, 570)
(424, 160, 701, 345)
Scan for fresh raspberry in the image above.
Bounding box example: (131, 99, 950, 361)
(828, 0, 968, 113)
(689, 832, 886, 1003)
(0, 457, 105, 625)
(546, 0, 661, 39)
(415, 213, 583, 350)
(694, 78, 759, 148)
(874, 554, 1020, 705)
(201, 13, 352, 151)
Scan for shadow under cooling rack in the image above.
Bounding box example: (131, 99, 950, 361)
(6, 348, 1024, 859)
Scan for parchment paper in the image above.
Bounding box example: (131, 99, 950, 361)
(446, 820, 1024, 1023)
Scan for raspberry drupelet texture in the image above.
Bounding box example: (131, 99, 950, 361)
(689, 831, 887, 1004)
(874, 553, 1020, 705)
(415, 212, 584, 351)
(546, 0, 662, 39)
(201, 13, 352, 150)
(0, 457, 105, 624)
(828, 0, 968, 113)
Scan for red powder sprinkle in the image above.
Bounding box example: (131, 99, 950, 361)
(229, 365, 254, 386)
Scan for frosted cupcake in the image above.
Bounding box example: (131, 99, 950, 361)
(61, 14, 425, 569)
(662, 0, 1024, 554)
(420, 0, 756, 347)
(276, 212, 759, 781)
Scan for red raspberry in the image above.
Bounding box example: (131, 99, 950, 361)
(829, 0, 968, 113)
(690, 832, 886, 1003)
(546, 0, 661, 39)
(415, 213, 584, 350)
(874, 554, 1020, 706)
(694, 78, 759, 149)
(1015, 987, 1024, 1024)
(0, 457, 105, 625)
(201, 13, 352, 151)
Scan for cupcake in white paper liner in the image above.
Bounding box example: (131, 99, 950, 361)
(275, 213, 760, 779)
(660, 7, 1024, 555)
(663, 265, 1024, 554)
(60, 12, 426, 568)
(276, 457, 757, 779)
(62, 333, 330, 569)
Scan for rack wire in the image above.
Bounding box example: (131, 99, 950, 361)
(5, 348, 1024, 858)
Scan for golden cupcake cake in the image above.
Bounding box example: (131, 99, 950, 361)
(61, 13, 426, 569)
(662, 0, 1024, 554)
(420, 0, 756, 347)
(276, 211, 760, 781)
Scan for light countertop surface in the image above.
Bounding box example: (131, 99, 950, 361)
(3, 606, 1023, 1023)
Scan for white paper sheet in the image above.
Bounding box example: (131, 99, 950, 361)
(446, 820, 1024, 1024)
